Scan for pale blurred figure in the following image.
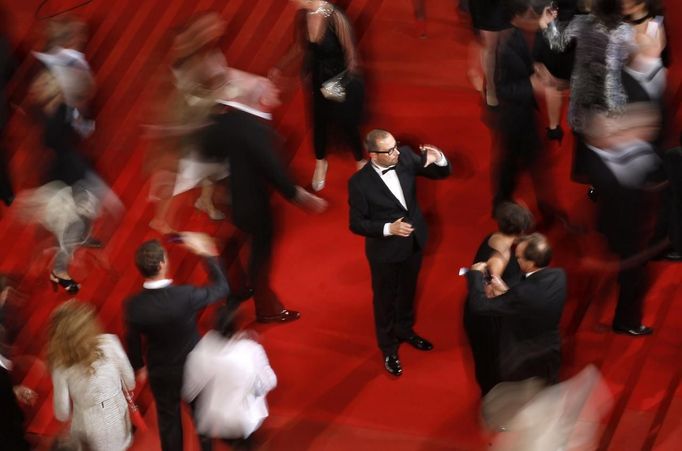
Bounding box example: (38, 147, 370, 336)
(484, 365, 612, 451)
(48, 300, 135, 451)
(183, 308, 276, 449)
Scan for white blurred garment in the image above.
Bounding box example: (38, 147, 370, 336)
(588, 139, 661, 189)
(52, 334, 135, 451)
(183, 331, 277, 438)
(485, 365, 612, 451)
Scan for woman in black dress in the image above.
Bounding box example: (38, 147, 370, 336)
(273, 0, 365, 192)
(469, 0, 510, 108)
(464, 202, 534, 396)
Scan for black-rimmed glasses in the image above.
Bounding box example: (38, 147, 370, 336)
(369, 142, 400, 155)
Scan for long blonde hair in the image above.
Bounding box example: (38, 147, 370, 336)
(47, 300, 104, 372)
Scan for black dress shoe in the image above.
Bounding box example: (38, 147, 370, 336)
(402, 334, 434, 351)
(82, 237, 104, 248)
(384, 354, 402, 376)
(256, 309, 300, 324)
(547, 125, 564, 143)
(228, 287, 255, 306)
(587, 186, 598, 202)
(663, 251, 682, 261)
(613, 325, 653, 336)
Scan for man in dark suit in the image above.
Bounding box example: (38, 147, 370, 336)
(125, 234, 229, 451)
(467, 233, 566, 384)
(348, 129, 451, 376)
(201, 78, 326, 323)
(493, 0, 566, 224)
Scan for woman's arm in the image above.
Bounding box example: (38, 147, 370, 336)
(51, 368, 71, 422)
(331, 9, 359, 73)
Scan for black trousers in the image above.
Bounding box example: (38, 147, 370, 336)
(148, 368, 211, 451)
(368, 250, 422, 356)
(242, 220, 283, 317)
(463, 305, 500, 396)
(613, 263, 649, 329)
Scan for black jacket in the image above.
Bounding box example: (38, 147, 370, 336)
(348, 146, 450, 262)
(201, 108, 298, 232)
(466, 268, 566, 383)
(125, 257, 229, 373)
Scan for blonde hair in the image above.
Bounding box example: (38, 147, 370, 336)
(47, 300, 103, 373)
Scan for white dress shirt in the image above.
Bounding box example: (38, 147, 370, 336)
(143, 279, 173, 289)
(373, 150, 447, 236)
(217, 100, 272, 121)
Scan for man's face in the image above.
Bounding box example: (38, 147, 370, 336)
(515, 241, 533, 273)
(371, 134, 400, 167)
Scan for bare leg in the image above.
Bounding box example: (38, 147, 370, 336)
(195, 180, 225, 220)
(480, 30, 499, 107)
(149, 197, 175, 234)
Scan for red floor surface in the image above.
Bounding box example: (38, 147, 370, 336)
(1, 1, 681, 450)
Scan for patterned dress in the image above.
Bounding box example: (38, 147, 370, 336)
(52, 334, 135, 451)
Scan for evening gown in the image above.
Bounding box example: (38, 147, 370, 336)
(463, 234, 522, 396)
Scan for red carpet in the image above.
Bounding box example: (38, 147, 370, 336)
(1, 1, 681, 450)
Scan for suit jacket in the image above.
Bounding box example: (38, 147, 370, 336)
(348, 146, 451, 263)
(467, 268, 566, 382)
(125, 257, 229, 374)
(201, 108, 298, 232)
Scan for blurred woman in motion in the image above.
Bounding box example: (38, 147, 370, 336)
(48, 300, 135, 451)
(183, 308, 276, 450)
(272, 0, 365, 192)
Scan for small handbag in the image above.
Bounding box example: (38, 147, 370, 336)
(123, 386, 147, 432)
(320, 70, 349, 102)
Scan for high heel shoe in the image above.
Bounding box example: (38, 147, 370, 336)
(312, 159, 328, 192)
(50, 272, 80, 294)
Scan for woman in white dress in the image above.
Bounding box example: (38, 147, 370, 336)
(48, 300, 135, 451)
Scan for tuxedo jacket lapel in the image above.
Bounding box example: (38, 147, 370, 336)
(367, 165, 408, 212)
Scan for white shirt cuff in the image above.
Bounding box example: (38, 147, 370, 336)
(434, 151, 447, 167)
(383, 223, 392, 236)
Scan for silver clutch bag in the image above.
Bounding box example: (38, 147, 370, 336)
(320, 71, 348, 102)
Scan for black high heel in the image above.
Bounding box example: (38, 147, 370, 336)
(50, 272, 80, 294)
(547, 126, 564, 143)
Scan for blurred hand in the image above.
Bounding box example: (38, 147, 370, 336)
(13, 386, 37, 406)
(534, 63, 556, 87)
(539, 6, 558, 29)
(420, 144, 444, 167)
(181, 232, 219, 257)
(294, 187, 328, 213)
(489, 275, 509, 295)
(136, 368, 148, 386)
(530, 73, 545, 93)
(389, 217, 414, 237)
(471, 262, 488, 273)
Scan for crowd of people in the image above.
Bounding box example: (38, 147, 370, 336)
(0, 0, 679, 449)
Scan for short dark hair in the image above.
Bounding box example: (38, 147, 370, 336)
(494, 202, 535, 235)
(520, 232, 552, 267)
(592, 0, 624, 29)
(135, 240, 166, 278)
(365, 129, 392, 153)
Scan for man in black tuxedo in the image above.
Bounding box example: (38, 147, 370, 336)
(201, 78, 326, 323)
(125, 234, 229, 451)
(348, 129, 451, 376)
(467, 233, 566, 384)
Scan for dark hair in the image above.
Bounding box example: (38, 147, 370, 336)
(365, 129, 392, 153)
(520, 233, 553, 267)
(494, 202, 535, 235)
(638, 0, 663, 15)
(592, 0, 624, 29)
(134, 240, 166, 278)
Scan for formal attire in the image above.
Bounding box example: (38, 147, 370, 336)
(125, 257, 228, 451)
(0, 356, 30, 451)
(295, 4, 365, 161)
(466, 268, 566, 384)
(348, 146, 450, 356)
(51, 334, 135, 451)
(202, 103, 298, 318)
(183, 331, 276, 440)
(584, 142, 661, 329)
(469, 0, 510, 31)
(543, 15, 634, 182)
(464, 234, 522, 395)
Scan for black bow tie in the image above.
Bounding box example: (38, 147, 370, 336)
(381, 166, 397, 175)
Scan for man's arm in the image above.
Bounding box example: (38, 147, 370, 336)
(189, 256, 230, 310)
(466, 270, 519, 316)
(124, 305, 145, 372)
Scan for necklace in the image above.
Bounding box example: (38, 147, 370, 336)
(308, 1, 333, 18)
(626, 13, 652, 25)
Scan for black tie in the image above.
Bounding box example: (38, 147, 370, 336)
(382, 166, 396, 175)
